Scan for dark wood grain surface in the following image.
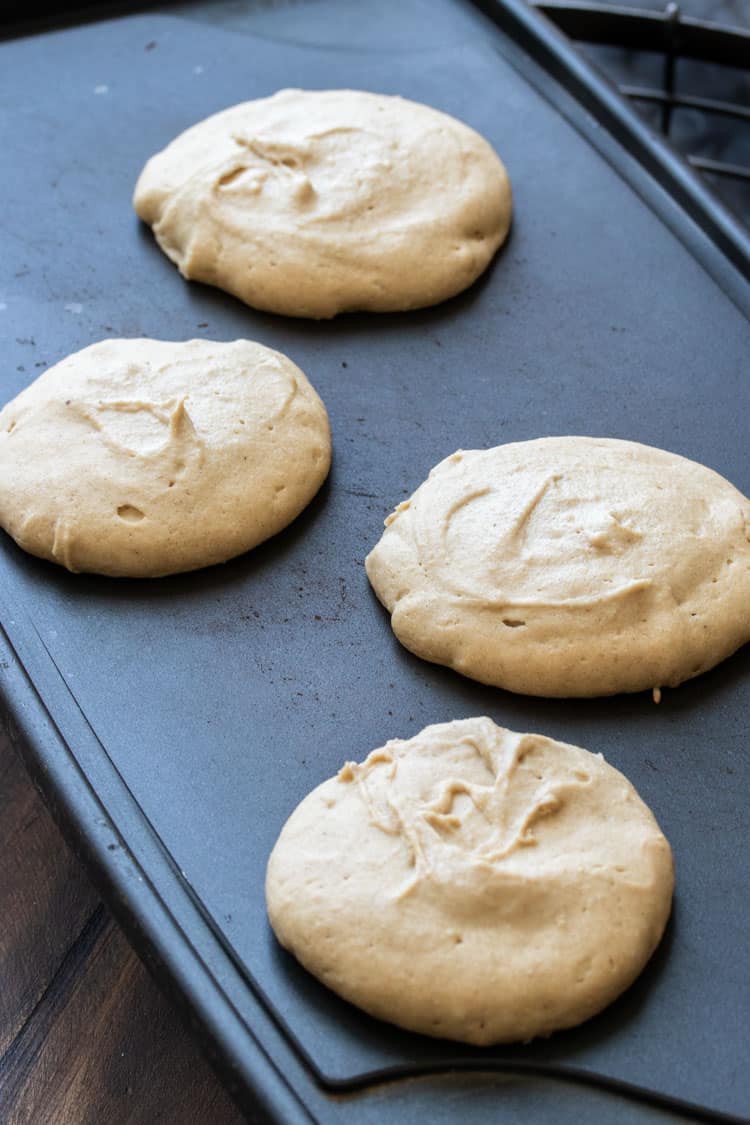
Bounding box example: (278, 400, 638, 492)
(0, 724, 245, 1125)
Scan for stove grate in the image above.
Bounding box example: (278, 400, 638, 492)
(537, 1, 750, 220)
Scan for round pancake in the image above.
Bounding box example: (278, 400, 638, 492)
(133, 88, 512, 319)
(365, 436, 750, 697)
(266, 717, 674, 1045)
(0, 338, 330, 577)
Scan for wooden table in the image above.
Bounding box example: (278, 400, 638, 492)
(0, 721, 245, 1124)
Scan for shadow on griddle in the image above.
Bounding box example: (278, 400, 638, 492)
(134, 212, 510, 344)
(364, 584, 750, 727)
(654, 643, 750, 716)
(263, 904, 679, 1086)
(0, 468, 333, 604)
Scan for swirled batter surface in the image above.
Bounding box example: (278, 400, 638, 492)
(133, 89, 511, 318)
(0, 338, 330, 576)
(366, 437, 750, 696)
(266, 717, 673, 1044)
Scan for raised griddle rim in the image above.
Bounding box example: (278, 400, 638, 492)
(0, 604, 313, 1125)
(3, 623, 738, 1125)
(1, 2, 749, 1123)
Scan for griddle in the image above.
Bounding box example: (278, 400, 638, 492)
(1, 1, 749, 1121)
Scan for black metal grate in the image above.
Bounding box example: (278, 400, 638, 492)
(536, 1, 750, 225)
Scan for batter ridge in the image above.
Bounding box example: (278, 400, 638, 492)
(366, 437, 750, 696)
(0, 338, 331, 577)
(266, 717, 674, 1045)
(133, 89, 512, 318)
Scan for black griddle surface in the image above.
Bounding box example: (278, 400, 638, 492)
(1, 3, 749, 1122)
